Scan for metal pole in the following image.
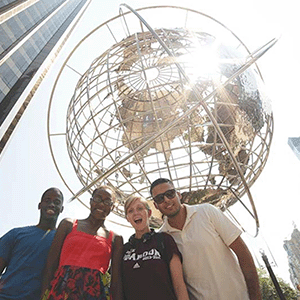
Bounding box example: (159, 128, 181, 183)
(261, 251, 286, 300)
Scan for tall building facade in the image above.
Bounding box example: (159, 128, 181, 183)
(0, 0, 91, 154)
(288, 137, 300, 161)
(283, 226, 300, 291)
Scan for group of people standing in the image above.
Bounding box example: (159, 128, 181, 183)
(0, 178, 262, 300)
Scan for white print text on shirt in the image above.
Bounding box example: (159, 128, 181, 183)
(123, 248, 161, 261)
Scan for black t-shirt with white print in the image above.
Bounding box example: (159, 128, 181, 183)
(122, 231, 182, 300)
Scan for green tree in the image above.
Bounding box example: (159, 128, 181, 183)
(258, 268, 299, 300)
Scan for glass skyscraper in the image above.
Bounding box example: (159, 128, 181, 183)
(283, 226, 300, 291)
(288, 137, 300, 161)
(0, 0, 90, 153)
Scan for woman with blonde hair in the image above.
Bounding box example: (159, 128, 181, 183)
(122, 195, 188, 300)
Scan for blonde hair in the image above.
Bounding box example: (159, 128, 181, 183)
(124, 195, 150, 216)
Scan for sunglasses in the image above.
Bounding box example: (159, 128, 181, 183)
(153, 189, 176, 204)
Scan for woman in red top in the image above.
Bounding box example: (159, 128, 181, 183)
(41, 186, 123, 300)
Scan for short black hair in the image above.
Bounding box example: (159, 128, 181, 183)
(92, 185, 115, 199)
(41, 187, 64, 202)
(150, 178, 174, 195)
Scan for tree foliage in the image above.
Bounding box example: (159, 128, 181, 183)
(257, 268, 299, 300)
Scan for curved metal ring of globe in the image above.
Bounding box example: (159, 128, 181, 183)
(48, 5, 274, 234)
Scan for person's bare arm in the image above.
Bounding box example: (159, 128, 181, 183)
(40, 218, 73, 297)
(230, 236, 262, 300)
(0, 257, 7, 275)
(169, 254, 189, 300)
(110, 234, 124, 300)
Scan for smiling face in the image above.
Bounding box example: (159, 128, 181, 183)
(39, 188, 64, 221)
(151, 182, 182, 218)
(126, 197, 151, 237)
(90, 188, 114, 220)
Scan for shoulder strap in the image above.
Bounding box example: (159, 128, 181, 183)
(73, 219, 78, 229)
(108, 230, 114, 244)
(108, 230, 113, 239)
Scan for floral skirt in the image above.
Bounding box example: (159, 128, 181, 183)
(43, 265, 111, 300)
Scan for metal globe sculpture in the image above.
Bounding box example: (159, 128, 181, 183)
(49, 5, 275, 231)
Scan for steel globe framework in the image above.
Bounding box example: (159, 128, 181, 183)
(49, 5, 274, 231)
